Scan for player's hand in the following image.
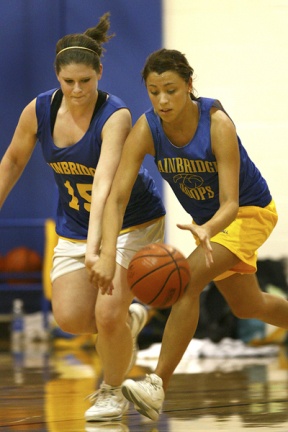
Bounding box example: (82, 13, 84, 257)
(85, 252, 99, 273)
(177, 222, 214, 268)
(88, 254, 116, 295)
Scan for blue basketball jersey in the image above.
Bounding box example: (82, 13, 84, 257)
(36, 89, 165, 239)
(145, 97, 271, 225)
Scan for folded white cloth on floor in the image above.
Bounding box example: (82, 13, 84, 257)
(138, 338, 279, 361)
(136, 338, 280, 373)
(198, 337, 279, 358)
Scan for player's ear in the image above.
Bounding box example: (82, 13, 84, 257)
(188, 76, 193, 94)
(97, 64, 103, 80)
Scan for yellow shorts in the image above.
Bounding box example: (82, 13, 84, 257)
(196, 200, 278, 281)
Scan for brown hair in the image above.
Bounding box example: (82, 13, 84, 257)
(54, 12, 114, 74)
(142, 48, 197, 100)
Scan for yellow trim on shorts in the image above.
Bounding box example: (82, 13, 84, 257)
(57, 216, 165, 242)
(119, 216, 165, 235)
(58, 235, 87, 243)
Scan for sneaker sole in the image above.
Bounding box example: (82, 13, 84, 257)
(85, 413, 124, 422)
(85, 422, 129, 431)
(121, 385, 159, 421)
(85, 403, 129, 422)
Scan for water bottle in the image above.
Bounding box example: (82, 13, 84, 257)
(11, 298, 25, 349)
(11, 299, 25, 384)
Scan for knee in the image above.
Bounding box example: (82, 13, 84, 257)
(182, 280, 204, 305)
(52, 306, 75, 334)
(52, 303, 96, 334)
(229, 302, 262, 320)
(96, 308, 124, 335)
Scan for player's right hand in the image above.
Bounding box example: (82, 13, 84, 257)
(89, 253, 116, 295)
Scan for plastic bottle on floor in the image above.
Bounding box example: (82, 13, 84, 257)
(11, 298, 25, 384)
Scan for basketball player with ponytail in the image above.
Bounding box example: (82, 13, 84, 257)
(0, 14, 165, 422)
(89, 48, 288, 421)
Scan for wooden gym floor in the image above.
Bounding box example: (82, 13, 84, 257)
(1, 333, 288, 432)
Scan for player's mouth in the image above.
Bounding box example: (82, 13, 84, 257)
(159, 108, 172, 115)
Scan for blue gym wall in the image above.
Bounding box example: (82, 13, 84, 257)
(0, 0, 163, 245)
(0, 0, 163, 312)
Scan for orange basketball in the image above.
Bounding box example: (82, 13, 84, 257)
(3, 246, 42, 283)
(127, 243, 190, 309)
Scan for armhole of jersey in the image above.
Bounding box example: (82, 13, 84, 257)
(145, 111, 161, 155)
(212, 99, 224, 111)
(212, 99, 235, 125)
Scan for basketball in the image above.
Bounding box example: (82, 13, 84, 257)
(127, 243, 190, 309)
(3, 246, 42, 283)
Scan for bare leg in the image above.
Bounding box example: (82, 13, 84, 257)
(95, 263, 134, 386)
(53, 263, 143, 422)
(216, 272, 288, 328)
(154, 288, 200, 388)
(52, 265, 134, 386)
(121, 247, 288, 421)
(52, 267, 97, 334)
(155, 243, 240, 391)
(121, 243, 241, 421)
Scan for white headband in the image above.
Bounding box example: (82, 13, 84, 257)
(56, 46, 97, 57)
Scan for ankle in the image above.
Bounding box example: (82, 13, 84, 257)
(104, 383, 122, 390)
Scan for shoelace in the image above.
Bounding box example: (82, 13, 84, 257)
(85, 384, 120, 404)
(144, 374, 161, 390)
(85, 388, 102, 403)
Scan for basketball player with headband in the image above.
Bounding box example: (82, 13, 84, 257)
(0, 14, 165, 422)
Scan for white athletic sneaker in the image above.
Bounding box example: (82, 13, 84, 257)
(121, 374, 164, 421)
(126, 303, 148, 374)
(85, 382, 129, 422)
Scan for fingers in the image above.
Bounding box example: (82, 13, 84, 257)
(179, 223, 214, 268)
(176, 223, 192, 232)
(89, 269, 114, 295)
(105, 284, 114, 296)
(204, 248, 214, 268)
(177, 221, 216, 270)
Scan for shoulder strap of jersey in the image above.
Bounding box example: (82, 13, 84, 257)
(50, 89, 108, 134)
(91, 89, 107, 121)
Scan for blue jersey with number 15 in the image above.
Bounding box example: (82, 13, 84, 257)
(36, 88, 165, 240)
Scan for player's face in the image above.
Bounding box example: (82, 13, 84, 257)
(146, 71, 192, 123)
(57, 63, 102, 105)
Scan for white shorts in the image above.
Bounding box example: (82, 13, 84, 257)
(51, 217, 165, 283)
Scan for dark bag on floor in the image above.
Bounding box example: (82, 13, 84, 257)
(195, 282, 237, 343)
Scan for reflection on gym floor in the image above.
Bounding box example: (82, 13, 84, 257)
(1, 332, 288, 432)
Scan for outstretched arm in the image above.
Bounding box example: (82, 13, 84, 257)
(0, 100, 38, 209)
(85, 108, 131, 275)
(88, 114, 154, 294)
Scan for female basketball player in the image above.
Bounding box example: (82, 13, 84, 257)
(0, 15, 165, 422)
(88, 48, 288, 421)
